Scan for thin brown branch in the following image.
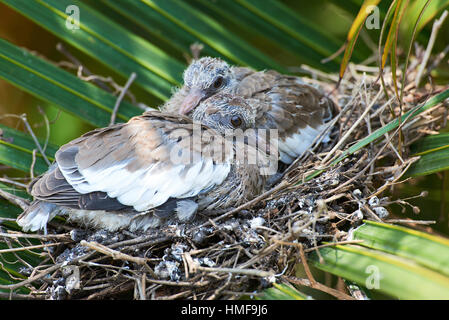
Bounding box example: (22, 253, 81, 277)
(0, 188, 30, 211)
(80, 240, 147, 265)
(192, 180, 289, 230)
(110, 72, 137, 125)
(283, 276, 355, 300)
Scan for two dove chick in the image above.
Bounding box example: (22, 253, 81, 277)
(17, 57, 336, 233)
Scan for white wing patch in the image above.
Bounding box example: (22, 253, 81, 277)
(60, 158, 230, 212)
(56, 121, 233, 213)
(278, 123, 330, 164)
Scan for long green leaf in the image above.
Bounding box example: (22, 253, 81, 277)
(0, 269, 29, 295)
(353, 221, 449, 277)
(259, 283, 308, 300)
(406, 149, 449, 177)
(101, 0, 224, 60)
(399, 0, 432, 106)
(0, 124, 60, 175)
(403, 0, 449, 35)
(405, 132, 449, 176)
(193, 0, 339, 71)
(379, 0, 399, 69)
(0, 38, 141, 128)
(389, 0, 410, 101)
(410, 133, 449, 155)
(140, 0, 286, 72)
(235, 0, 344, 61)
(0, 196, 25, 222)
(310, 244, 449, 299)
(0, 140, 49, 175)
(0, 124, 58, 159)
(0, 234, 43, 269)
(0, 183, 43, 292)
(0, 246, 38, 281)
(1, 0, 182, 101)
(339, 0, 382, 80)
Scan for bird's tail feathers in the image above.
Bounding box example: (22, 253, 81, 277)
(16, 201, 59, 232)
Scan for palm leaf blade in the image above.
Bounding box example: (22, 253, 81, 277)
(0, 38, 141, 127)
(2, 0, 181, 100)
(310, 244, 449, 299)
(352, 221, 449, 277)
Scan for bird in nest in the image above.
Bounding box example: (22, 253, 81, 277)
(162, 56, 337, 164)
(17, 94, 277, 233)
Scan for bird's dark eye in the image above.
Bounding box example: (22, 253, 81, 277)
(212, 76, 224, 89)
(230, 115, 243, 128)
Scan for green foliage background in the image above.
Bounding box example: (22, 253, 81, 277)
(0, 0, 448, 299)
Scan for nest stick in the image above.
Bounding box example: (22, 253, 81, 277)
(0, 242, 61, 254)
(192, 180, 289, 230)
(194, 266, 274, 278)
(80, 240, 147, 265)
(110, 72, 137, 125)
(0, 188, 30, 211)
(322, 89, 383, 164)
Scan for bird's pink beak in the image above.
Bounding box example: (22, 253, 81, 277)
(179, 89, 203, 115)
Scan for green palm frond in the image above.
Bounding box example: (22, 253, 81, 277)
(310, 221, 449, 299)
(0, 0, 449, 300)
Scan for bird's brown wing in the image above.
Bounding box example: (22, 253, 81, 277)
(233, 70, 336, 163)
(231, 66, 255, 82)
(30, 112, 232, 212)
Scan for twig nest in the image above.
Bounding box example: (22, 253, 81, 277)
(10, 56, 448, 300)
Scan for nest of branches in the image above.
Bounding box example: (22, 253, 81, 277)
(0, 46, 448, 300)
